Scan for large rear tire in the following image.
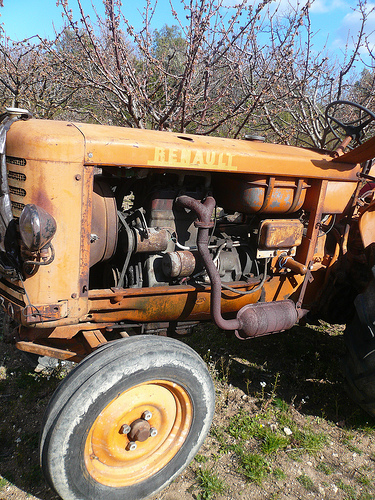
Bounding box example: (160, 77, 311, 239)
(40, 335, 215, 500)
(344, 314, 375, 417)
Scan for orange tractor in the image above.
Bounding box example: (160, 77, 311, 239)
(1, 102, 375, 499)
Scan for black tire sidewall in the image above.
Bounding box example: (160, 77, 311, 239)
(41, 337, 215, 500)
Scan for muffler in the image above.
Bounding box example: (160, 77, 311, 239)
(235, 299, 298, 339)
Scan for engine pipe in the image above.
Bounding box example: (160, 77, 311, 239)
(176, 195, 240, 331)
(176, 195, 299, 338)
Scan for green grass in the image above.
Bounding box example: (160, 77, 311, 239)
(336, 480, 358, 499)
(316, 462, 335, 475)
(227, 411, 266, 441)
(273, 468, 286, 480)
(239, 452, 271, 484)
(196, 467, 226, 499)
(261, 432, 289, 455)
(293, 428, 328, 454)
(297, 474, 315, 491)
(0, 477, 8, 489)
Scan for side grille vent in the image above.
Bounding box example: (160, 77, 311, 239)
(6, 156, 26, 166)
(10, 186, 26, 197)
(11, 201, 25, 212)
(8, 171, 26, 182)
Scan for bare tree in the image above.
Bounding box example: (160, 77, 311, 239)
(1, 0, 373, 147)
(0, 31, 86, 119)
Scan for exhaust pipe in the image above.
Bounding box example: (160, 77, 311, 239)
(176, 195, 298, 339)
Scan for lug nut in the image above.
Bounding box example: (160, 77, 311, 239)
(150, 427, 158, 437)
(126, 441, 137, 451)
(142, 411, 152, 421)
(119, 424, 131, 435)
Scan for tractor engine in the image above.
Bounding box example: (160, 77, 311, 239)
(89, 169, 305, 294)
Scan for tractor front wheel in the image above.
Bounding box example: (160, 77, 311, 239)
(40, 335, 215, 500)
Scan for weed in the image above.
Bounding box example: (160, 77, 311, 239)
(273, 468, 286, 480)
(195, 454, 209, 463)
(356, 474, 371, 487)
(358, 492, 373, 500)
(347, 443, 363, 455)
(218, 356, 230, 384)
(293, 428, 327, 454)
(245, 378, 251, 395)
(297, 474, 315, 491)
(227, 412, 265, 441)
(258, 373, 280, 411)
(268, 494, 281, 500)
(239, 453, 271, 484)
(196, 467, 225, 499)
(336, 480, 357, 499)
(0, 476, 8, 489)
(341, 432, 355, 444)
(273, 398, 289, 413)
(210, 426, 230, 455)
(316, 462, 335, 475)
(261, 432, 289, 455)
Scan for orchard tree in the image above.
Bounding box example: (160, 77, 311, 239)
(0, 31, 87, 119)
(0, 0, 374, 148)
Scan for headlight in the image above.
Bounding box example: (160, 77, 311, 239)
(19, 204, 57, 252)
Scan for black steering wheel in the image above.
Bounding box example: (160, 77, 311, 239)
(325, 100, 375, 149)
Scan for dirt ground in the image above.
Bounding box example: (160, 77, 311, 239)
(1, 322, 375, 500)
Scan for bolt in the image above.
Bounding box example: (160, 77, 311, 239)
(126, 441, 137, 451)
(142, 411, 152, 421)
(150, 427, 158, 437)
(119, 424, 131, 435)
(75, 174, 81, 181)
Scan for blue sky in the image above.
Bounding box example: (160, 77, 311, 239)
(1, 0, 374, 61)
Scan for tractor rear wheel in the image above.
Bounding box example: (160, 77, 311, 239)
(344, 314, 375, 417)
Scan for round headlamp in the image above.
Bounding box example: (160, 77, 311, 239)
(19, 204, 57, 252)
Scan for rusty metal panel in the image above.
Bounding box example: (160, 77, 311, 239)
(86, 283, 263, 323)
(302, 180, 356, 214)
(5, 121, 91, 321)
(6, 119, 361, 181)
(16, 340, 83, 361)
(6, 120, 84, 163)
(64, 121, 360, 181)
(82, 330, 107, 349)
(23, 301, 68, 325)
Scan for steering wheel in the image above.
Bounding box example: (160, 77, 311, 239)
(325, 100, 375, 149)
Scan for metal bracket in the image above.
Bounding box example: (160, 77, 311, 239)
(296, 263, 314, 310)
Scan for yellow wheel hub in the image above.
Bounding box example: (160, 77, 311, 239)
(84, 380, 192, 487)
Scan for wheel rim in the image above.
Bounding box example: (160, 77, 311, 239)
(84, 380, 192, 487)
